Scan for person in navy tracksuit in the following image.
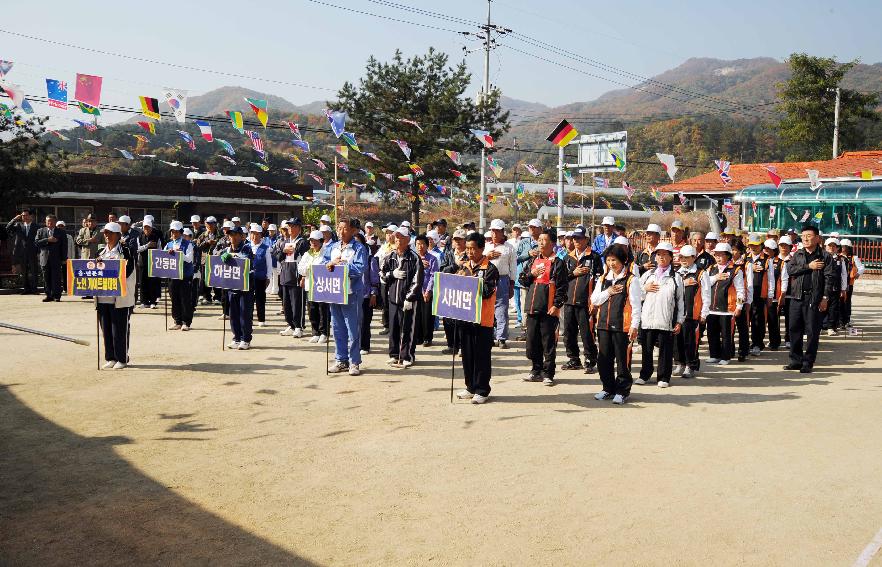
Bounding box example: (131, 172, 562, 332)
(248, 223, 273, 327)
(164, 221, 195, 330)
(222, 226, 256, 350)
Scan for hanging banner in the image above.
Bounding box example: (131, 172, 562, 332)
(66, 259, 126, 297)
(147, 249, 184, 279)
(308, 264, 350, 304)
(432, 272, 484, 324)
(205, 256, 251, 291)
(161, 87, 187, 123)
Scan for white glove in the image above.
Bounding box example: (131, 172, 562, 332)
(393, 268, 406, 279)
(403, 300, 413, 311)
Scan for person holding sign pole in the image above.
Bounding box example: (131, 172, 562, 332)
(164, 221, 195, 331)
(519, 228, 568, 387)
(454, 232, 499, 404)
(96, 222, 136, 370)
(323, 217, 369, 376)
(380, 227, 424, 369)
(222, 227, 256, 350)
(298, 230, 330, 344)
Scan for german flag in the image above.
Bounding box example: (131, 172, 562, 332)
(546, 119, 578, 147)
(139, 96, 161, 120)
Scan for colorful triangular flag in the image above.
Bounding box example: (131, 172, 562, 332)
(245, 97, 268, 128)
(656, 153, 677, 181)
(195, 120, 213, 142)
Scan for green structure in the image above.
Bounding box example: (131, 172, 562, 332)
(736, 180, 882, 236)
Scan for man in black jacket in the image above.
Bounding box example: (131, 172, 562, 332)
(784, 225, 835, 373)
(380, 227, 424, 368)
(275, 218, 309, 337)
(6, 209, 39, 294)
(35, 214, 68, 301)
(519, 228, 568, 386)
(561, 227, 601, 373)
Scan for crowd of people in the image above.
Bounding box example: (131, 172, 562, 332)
(4, 209, 867, 404)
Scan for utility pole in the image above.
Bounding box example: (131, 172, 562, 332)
(832, 86, 841, 159)
(478, 0, 492, 231)
(512, 136, 519, 224)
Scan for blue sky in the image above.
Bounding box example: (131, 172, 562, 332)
(2, 0, 881, 126)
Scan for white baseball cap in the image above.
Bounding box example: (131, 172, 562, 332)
(713, 243, 732, 254)
(395, 227, 410, 237)
(779, 235, 793, 246)
(206, 216, 217, 223)
(320, 214, 332, 222)
(490, 218, 505, 230)
(190, 215, 201, 222)
(222, 220, 234, 229)
(231, 216, 241, 223)
(103, 222, 122, 233)
(829, 231, 841, 238)
(601, 216, 615, 226)
(249, 223, 262, 233)
(671, 220, 685, 229)
(655, 241, 674, 253)
(118, 215, 131, 224)
(645, 223, 662, 234)
(309, 230, 323, 240)
(764, 239, 778, 249)
(400, 220, 412, 227)
(528, 219, 543, 228)
(565, 231, 574, 238)
(840, 238, 852, 247)
(144, 215, 155, 222)
(705, 232, 719, 240)
(679, 245, 697, 257)
(183, 228, 193, 236)
(320, 224, 332, 232)
(57, 220, 66, 226)
(825, 237, 840, 246)
(384, 224, 398, 233)
(143, 219, 154, 228)
(427, 230, 439, 241)
(365, 221, 374, 228)
(169, 220, 184, 231)
(268, 224, 278, 231)
(613, 236, 630, 246)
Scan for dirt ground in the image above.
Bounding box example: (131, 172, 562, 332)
(1, 288, 881, 566)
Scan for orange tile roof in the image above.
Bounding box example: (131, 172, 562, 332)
(661, 151, 882, 193)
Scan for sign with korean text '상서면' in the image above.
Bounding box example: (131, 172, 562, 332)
(66, 259, 127, 297)
(147, 249, 184, 279)
(205, 256, 251, 291)
(308, 264, 349, 304)
(431, 272, 483, 324)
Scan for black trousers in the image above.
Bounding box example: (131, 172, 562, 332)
(17, 255, 38, 293)
(388, 302, 417, 362)
(361, 297, 374, 351)
(414, 293, 434, 345)
(190, 277, 200, 310)
(140, 268, 161, 306)
(308, 300, 329, 336)
(282, 284, 305, 329)
(169, 278, 194, 325)
(98, 303, 129, 363)
(706, 313, 734, 362)
(460, 323, 493, 396)
(843, 286, 854, 325)
(674, 319, 700, 370)
(525, 312, 559, 377)
(563, 304, 597, 365)
(750, 301, 767, 350)
(201, 277, 222, 302)
(380, 282, 390, 329)
(639, 328, 674, 382)
(253, 278, 268, 322)
(42, 263, 62, 300)
(597, 329, 632, 397)
(767, 301, 782, 349)
(443, 317, 459, 352)
(782, 298, 791, 343)
(822, 293, 841, 330)
(789, 297, 824, 367)
(734, 307, 750, 358)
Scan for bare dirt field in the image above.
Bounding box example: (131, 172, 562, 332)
(2, 289, 881, 566)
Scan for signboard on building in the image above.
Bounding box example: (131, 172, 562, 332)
(572, 131, 628, 173)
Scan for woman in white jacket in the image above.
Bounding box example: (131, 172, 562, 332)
(298, 230, 330, 344)
(635, 242, 684, 388)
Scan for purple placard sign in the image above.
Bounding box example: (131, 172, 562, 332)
(432, 272, 483, 324)
(308, 264, 349, 305)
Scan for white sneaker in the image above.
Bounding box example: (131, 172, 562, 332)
(387, 357, 399, 365)
(360, 350, 369, 356)
(168, 324, 182, 330)
(672, 364, 684, 376)
(293, 328, 304, 338)
(456, 389, 474, 399)
(198, 298, 207, 305)
(279, 326, 293, 336)
(784, 341, 791, 348)
(217, 315, 226, 320)
(718, 359, 730, 366)
(634, 378, 648, 385)
(612, 394, 626, 405)
(348, 364, 361, 376)
(401, 360, 413, 369)
(471, 394, 488, 404)
(328, 361, 349, 373)
(103, 360, 117, 369)
(309, 335, 321, 344)
(750, 346, 761, 356)
(317, 334, 328, 344)
(112, 361, 127, 370)
(237, 342, 250, 350)
(150, 304, 158, 309)
(227, 340, 240, 349)
(682, 368, 694, 379)
(658, 381, 670, 388)
(706, 358, 720, 364)
(594, 391, 612, 401)
(138, 304, 149, 309)
(181, 324, 190, 331)
(826, 328, 837, 337)
(258, 321, 266, 328)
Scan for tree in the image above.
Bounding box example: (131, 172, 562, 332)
(777, 53, 879, 160)
(0, 111, 67, 218)
(333, 48, 510, 228)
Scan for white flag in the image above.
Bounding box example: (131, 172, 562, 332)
(656, 153, 678, 181)
(806, 169, 822, 191)
(80, 139, 102, 147)
(162, 88, 187, 124)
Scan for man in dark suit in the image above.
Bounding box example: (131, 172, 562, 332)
(35, 214, 68, 302)
(6, 208, 39, 294)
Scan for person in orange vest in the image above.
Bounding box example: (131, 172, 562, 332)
(674, 245, 708, 378)
(590, 243, 641, 404)
(838, 238, 864, 329)
(730, 240, 752, 361)
(519, 228, 568, 387)
(454, 232, 499, 404)
(747, 234, 775, 355)
(764, 238, 785, 351)
(700, 242, 745, 366)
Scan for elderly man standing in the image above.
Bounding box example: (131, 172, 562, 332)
(515, 219, 542, 336)
(323, 217, 368, 375)
(6, 209, 39, 294)
(35, 214, 67, 302)
(592, 216, 616, 255)
(75, 214, 101, 260)
(485, 218, 517, 349)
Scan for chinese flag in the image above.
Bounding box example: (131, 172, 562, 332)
(74, 73, 103, 107)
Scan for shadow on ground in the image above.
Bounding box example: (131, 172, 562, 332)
(0, 383, 318, 566)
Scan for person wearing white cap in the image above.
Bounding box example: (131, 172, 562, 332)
(772, 235, 794, 349)
(274, 217, 309, 338)
(375, 224, 399, 335)
(190, 214, 203, 236)
(298, 230, 331, 344)
(247, 223, 274, 328)
(485, 218, 517, 348)
(745, 234, 775, 355)
(96, 221, 137, 369)
(838, 238, 863, 330)
(673, 244, 708, 378)
(117, 216, 141, 269)
(637, 224, 661, 275)
(319, 214, 338, 242)
(592, 216, 616, 255)
(219, 226, 256, 350)
(195, 216, 222, 305)
(380, 225, 424, 368)
(634, 241, 684, 388)
(821, 237, 847, 336)
(669, 220, 687, 256)
(700, 242, 744, 366)
(514, 219, 543, 334)
(230, 216, 242, 228)
(163, 220, 196, 331)
(135, 217, 163, 308)
(561, 226, 602, 373)
(413, 233, 439, 347)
